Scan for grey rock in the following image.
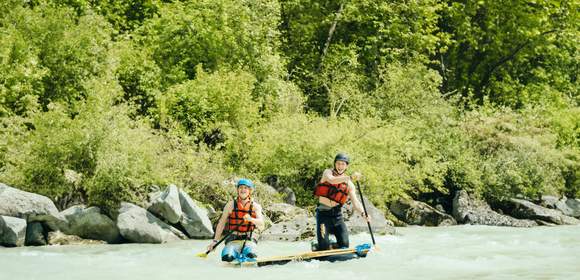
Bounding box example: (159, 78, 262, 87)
(344, 196, 395, 235)
(538, 195, 578, 217)
(565, 198, 580, 218)
(453, 190, 537, 227)
(178, 189, 214, 239)
(61, 205, 122, 243)
(147, 191, 162, 204)
(539, 195, 559, 209)
(257, 182, 280, 198)
(260, 214, 316, 242)
(0, 183, 65, 228)
(117, 202, 184, 243)
(25, 222, 47, 246)
(265, 175, 296, 205)
(47, 231, 106, 245)
(553, 199, 575, 217)
(0, 216, 27, 247)
(265, 203, 308, 224)
(280, 187, 296, 206)
(535, 220, 557, 226)
(390, 199, 457, 226)
(147, 185, 182, 224)
(544, 196, 580, 218)
(206, 205, 218, 219)
(503, 198, 580, 225)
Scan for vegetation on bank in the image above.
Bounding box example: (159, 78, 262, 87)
(0, 0, 578, 215)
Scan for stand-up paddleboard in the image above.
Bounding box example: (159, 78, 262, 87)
(231, 243, 371, 267)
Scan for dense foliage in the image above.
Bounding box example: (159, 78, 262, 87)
(0, 0, 577, 214)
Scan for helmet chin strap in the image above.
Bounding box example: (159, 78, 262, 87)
(333, 168, 345, 175)
(238, 191, 252, 202)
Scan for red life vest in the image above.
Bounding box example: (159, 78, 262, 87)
(227, 198, 256, 233)
(314, 169, 350, 205)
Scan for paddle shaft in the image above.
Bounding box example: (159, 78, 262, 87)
(205, 231, 233, 255)
(356, 181, 376, 245)
(239, 228, 254, 257)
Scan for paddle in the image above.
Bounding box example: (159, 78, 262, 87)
(237, 227, 255, 263)
(196, 231, 233, 258)
(355, 181, 376, 246)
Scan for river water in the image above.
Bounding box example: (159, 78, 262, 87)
(1, 225, 579, 280)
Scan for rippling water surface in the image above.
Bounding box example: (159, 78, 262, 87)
(1, 225, 579, 280)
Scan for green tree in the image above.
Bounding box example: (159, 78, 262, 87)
(439, 0, 578, 107)
(0, 3, 112, 114)
(135, 0, 284, 86)
(279, 0, 443, 114)
(157, 67, 260, 146)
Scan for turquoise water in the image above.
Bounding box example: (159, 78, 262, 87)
(1, 225, 579, 280)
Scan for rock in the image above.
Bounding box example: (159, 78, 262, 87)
(535, 220, 557, 226)
(453, 190, 537, 227)
(0, 183, 67, 231)
(179, 190, 214, 238)
(256, 183, 280, 203)
(553, 199, 575, 217)
(0, 216, 27, 247)
(537, 195, 579, 218)
(206, 205, 218, 220)
(178, 189, 214, 239)
(147, 185, 182, 224)
(260, 214, 316, 242)
(47, 231, 106, 245)
(61, 205, 122, 243)
(344, 196, 395, 235)
(279, 187, 296, 206)
(539, 195, 559, 209)
(502, 198, 580, 225)
(565, 198, 580, 218)
(147, 191, 162, 204)
(266, 175, 297, 206)
(25, 222, 47, 246)
(117, 202, 185, 243)
(390, 199, 457, 226)
(265, 203, 308, 224)
(0, 183, 65, 229)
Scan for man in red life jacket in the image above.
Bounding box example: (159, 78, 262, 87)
(206, 178, 265, 262)
(313, 153, 371, 251)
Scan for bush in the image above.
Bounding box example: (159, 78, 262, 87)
(0, 3, 112, 115)
(113, 40, 162, 116)
(157, 68, 260, 145)
(135, 0, 284, 86)
(0, 75, 228, 214)
(461, 107, 570, 202)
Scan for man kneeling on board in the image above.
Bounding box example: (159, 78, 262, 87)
(206, 178, 265, 262)
(313, 153, 371, 251)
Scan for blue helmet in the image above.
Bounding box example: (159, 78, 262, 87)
(237, 178, 255, 189)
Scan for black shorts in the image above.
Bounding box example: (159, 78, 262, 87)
(315, 205, 349, 250)
(225, 234, 258, 244)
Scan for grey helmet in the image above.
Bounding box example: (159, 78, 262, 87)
(334, 153, 350, 164)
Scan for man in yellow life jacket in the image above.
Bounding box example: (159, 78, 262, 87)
(206, 178, 265, 262)
(313, 153, 371, 251)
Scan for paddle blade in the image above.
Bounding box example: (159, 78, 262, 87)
(196, 252, 209, 258)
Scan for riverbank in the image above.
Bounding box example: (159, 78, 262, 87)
(1, 182, 579, 247)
